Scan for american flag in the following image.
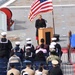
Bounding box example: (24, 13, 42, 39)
(28, 0, 53, 21)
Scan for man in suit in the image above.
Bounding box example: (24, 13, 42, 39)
(35, 15, 47, 44)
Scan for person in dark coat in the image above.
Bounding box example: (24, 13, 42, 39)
(0, 32, 12, 59)
(24, 38, 35, 54)
(35, 51, 46, 61)
(51, 37, 63, 57)
(35, 15, 47, 44)
(49, 60, 63, 75)
(24, 46, 34, 62)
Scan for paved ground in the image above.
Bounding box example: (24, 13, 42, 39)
(0, 5, 75, 75)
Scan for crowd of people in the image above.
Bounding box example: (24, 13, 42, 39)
(0, 31, 63, 75)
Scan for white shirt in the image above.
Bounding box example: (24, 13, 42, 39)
(36, 48, 47, 54)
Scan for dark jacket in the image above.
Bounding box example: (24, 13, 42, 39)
(35, 19, 46, 29)
(0, 38, 12, 58)
(49, 66, 63, 75)
(14, 45, 23, 61)
(35, 19, 46, 37)
(55, 43, 63, 57)
(35, 51, 46, 61)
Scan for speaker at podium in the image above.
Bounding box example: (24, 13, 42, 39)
(38, 27, 53, 45)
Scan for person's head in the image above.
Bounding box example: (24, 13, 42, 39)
(26, 38, 31, 41)
(40, 63, 44, 68)
(40, 44, 44, 48)
(68, 30, 72, 37)
(26, 46, 31, 51)
(50, 42, 56, 46)
(52, 60, 58, 67)
(49, 44, 55, 51)
(26, 41, 32, 46)
(51, 37, 57, 42)
(15, 41, 20, 46)
(40, 38, 44, 44)
(38, 66, 43, 72)
(25, 61, 32, 68)
(1, 32, 7, 38)
(38, 15, 42, 20)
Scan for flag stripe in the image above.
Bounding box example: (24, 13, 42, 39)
(31, 1, 52, 14)
(31, 1, 40, 10)
(28, 0, 53, 21)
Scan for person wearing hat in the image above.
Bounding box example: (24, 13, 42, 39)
(49, 44, 58, 56)
(46, 48, 61, 64)
(49, 60, 63, 75)
(49, 44, 55, 52)
(13, 41, 24, 61)
(0, 32, 12, 59)
(21, 61, 35, 75)
(24, 46, 34, 62)
(24, 38, 35, 54)
(51, 37, 62, 58)
(7, 51, 22, 71)
(26, 38, 31, 42)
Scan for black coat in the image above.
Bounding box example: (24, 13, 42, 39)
(55, 43, 63, 57)
(0, 38, 12, 58)
(50, 66, 63, 75)
(35, 51, 46, 61)
(35, 19, 46, 37)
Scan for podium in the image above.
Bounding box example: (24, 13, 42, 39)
(38, 27, 53, 45)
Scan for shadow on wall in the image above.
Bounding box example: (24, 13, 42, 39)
(14, 20, 27, 30)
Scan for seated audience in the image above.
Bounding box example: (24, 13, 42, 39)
(7, 51, 21, 70)
(7, 64, 20, 75)
(24, 46, 34, 62)
(13, 41, 24, 61)
(24, 38, 35, 53)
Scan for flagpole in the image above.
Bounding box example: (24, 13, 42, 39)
(52, 10, 55, 34)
